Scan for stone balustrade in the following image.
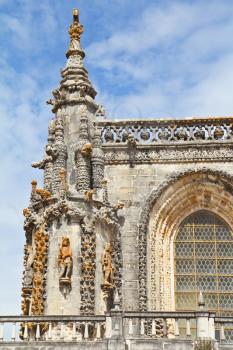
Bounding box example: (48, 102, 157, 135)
(0, 315, 106, 342)
(0, 311, 233, 346)
(97, 117, 233, 145)
(215, 317, 233, 344)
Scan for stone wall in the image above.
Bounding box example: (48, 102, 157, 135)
(104, 160, 233, 311)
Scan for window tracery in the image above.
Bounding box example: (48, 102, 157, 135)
(175, 210, 233, 316)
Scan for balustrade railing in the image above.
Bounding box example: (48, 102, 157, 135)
(0, 315, 106, 342)
(97, 117, 233, 145)
(215, 317, 233, 343)
(123, 311, 196, 339)
(0, 312, 233, 344)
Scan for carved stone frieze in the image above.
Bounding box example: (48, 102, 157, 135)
(102, 145, 233, 164)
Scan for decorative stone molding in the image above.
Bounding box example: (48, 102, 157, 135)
(80, 215, 96, 315)
(138, 168, 233, 311)
(98, 117, 233, 145)
(30, 224, 49, 316)
(111, 228, 123, 308)
(75, 108, 92, 192)
(102, 144, 233, 164)
(92, 128, 105, 188)
(21, 245, 34, 315)
(52, 116, 67, 196)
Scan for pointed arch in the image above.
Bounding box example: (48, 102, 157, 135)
(138, 168, 233, 311)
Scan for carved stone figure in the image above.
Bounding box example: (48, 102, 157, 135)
(58, 237, 73, 281)
(102, 243, 113, 286)
(23, 245, 34, 288)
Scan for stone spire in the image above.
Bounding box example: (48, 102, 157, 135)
(47, 9, 97, 113)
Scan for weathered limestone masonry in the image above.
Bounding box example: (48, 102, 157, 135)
(22, 9, 123, 320)
(2, 7, 233, 350)
(99, 119, 233, 312)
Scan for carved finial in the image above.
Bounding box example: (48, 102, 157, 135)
(69, 8, 83, 40)
(113, 289, 120, 311)
(31, 180, 37, 194)
(67, 8, 84, 58)
(198, 291, 205, 310)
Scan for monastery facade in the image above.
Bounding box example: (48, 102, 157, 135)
(1, 9, 233, 350)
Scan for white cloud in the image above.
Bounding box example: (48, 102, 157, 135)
(87, 1, 233, 118)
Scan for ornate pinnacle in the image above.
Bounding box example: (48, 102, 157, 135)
(69, 9, 83, 41)
(66, 8, 84, 58)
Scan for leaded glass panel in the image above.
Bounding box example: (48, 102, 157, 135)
(174, 210, 233, 317)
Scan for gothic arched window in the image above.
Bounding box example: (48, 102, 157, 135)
(175, 210, 233, 316)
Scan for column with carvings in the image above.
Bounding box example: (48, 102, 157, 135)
(92, 127, 105, 188)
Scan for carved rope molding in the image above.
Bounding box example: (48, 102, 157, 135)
(137, 168, 233, 311)
(97, 117, 233, 145)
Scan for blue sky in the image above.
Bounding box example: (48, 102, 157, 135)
(1, 0, 233, 314)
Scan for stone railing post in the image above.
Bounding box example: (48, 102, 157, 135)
(196, 291, 215, 340)
(108, 290, 125, 350)
(110, 290, 123, 339)
(208, 312, 216, 340)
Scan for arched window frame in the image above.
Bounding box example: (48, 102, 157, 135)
(174, 209, 233, 315)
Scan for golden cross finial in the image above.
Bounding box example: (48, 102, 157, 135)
(69, 8, 83, 42)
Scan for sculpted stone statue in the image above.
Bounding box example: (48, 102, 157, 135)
(23, 245, 34, 288)
(58, 237, 73, 281)
(102, 243, 113, 286)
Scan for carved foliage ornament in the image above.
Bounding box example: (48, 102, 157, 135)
(30, 224, 49, 316)
(69, 9, 83, 42)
